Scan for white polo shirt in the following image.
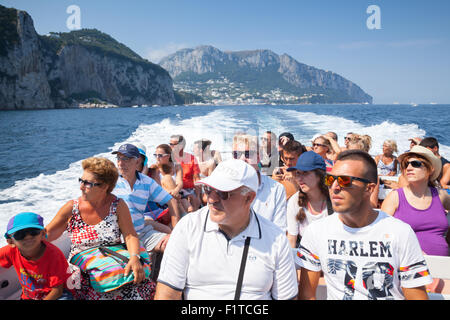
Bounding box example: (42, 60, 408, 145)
(157, 206, 298, 300)
(252, 174, 287, 232)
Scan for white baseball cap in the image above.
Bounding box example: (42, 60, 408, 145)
(196, 159, 259, 193)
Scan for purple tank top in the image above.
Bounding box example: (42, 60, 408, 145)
(395, 187, 449, 256)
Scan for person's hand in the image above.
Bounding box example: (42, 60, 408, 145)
(280, 136, 290, 146)
(124, 255, 145, 284)
(154, 234, 171, 253)
(169, 190, 181, 200)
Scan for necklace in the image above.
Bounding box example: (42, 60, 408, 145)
(307, 199, 326, 215)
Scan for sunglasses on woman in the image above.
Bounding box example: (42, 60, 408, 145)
(153, 153, 169, 158)
(10, 228, 42, 241)
(79, 178, 102, 188)
(404, 160, 424, 169)
(202, 185, 234, 201)
(313, 143, 327, 148)
(324, 174, 372, 188)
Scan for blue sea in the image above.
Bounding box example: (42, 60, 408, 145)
(0, 103, 449, 244)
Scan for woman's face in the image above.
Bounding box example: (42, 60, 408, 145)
(79, 170, 107, 200)
(155, 147, 171, 164)
(382, 143, 393, 156)
(312, 138, 328, 156)
(293, 170, 321, 194)
(402, 157, 432, 184)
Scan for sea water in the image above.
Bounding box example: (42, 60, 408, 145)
(0, 104, 449, 245)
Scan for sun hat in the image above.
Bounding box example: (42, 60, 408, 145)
(398, 145, 442, 181)
(112, 143, 141, 158)
(134, 143, 148, 166)
(195, 159, 258, 193)
(5, 212, 44, 239)
(286, 151, 326, 172)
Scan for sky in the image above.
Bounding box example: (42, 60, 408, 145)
(1, 0, 449, 104)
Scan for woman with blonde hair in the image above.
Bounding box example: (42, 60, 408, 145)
(46, 157, 155, 299)
(311, 135, 334, 172)
(375, 139, 398, 176)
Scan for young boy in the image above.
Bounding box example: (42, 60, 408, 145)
(0, 212, 71, 300)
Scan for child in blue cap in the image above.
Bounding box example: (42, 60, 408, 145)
(0, 212, 71, 300)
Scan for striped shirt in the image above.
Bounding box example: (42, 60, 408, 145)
(113, 172, 172, 234)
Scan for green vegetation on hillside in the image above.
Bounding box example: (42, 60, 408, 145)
(39, 28, 168, 76)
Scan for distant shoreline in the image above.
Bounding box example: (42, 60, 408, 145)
(2, 102, 450, 111)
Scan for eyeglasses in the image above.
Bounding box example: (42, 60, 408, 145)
(202, 185, 235, 201)
(10, 228, 41, 241)
(116, 155, 137, 162)
(313, 143, 327, 148)
(405, 160, 423, 169)
(153, 153, 169, 158)
(324, 174, 372, 188)
(79, 178, 102, 188)
(169, 142, 179, 146)
(233, 150, 251, 159)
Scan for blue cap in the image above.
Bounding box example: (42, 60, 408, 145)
(287, 151, 326, 172)
(112, 143, 140, 158)
(5, 212, 44, 239)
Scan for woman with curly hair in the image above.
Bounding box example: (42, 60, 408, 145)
(286, 151, 333, 248)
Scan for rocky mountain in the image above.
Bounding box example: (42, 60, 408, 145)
(160, 45, 372, 104)
(0, 5, 175, 109)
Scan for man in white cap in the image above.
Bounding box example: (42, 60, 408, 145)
(155, 159, 298, 300)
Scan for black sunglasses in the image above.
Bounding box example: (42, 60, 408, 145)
(79, 178, 102, 188)
(405, 160, 423, 169)
(202, 185, 234, 201)
(324, 174, 372, 188)
(233, 150, 251, 159)
(11, 228, 42, 241)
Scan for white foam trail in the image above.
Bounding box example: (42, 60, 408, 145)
(0, 107, 448, 245)
(280, 110, 440, 157)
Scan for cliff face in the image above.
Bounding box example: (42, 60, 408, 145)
(0, 7, 53, 109)
(0, 6, 175, 109)
(160, 45, 373, 104)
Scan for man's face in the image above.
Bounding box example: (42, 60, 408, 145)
(169, 138, 183, 153)
(116, 152, 140, 177)
(206, 186, 254, 231)
(328, 159, 371, 215)
(282, 151, 300, 168)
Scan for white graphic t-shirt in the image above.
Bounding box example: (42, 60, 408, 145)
(295, 211, 432, 300)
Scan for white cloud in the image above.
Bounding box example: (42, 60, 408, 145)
(145, 43, 190, 63)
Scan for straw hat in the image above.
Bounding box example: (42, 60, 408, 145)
(398, 145, 442, 181)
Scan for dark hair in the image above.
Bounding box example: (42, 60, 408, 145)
(158, 163, 173, 175)
(296, 168, 331, 223)
(336, 149, 378, 183)
(282, 140, 305, 156)
(419, 137, 439, 149)
(156, 144, 174, 163)
(194, 139, 211, 151)
(279, 132, 294, 142)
